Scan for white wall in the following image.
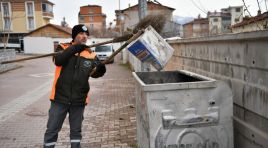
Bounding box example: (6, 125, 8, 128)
(24, 37, 121, 54)
(24, 37, 55, 54)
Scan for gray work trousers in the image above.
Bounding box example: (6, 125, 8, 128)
(44, 101, 85, 148)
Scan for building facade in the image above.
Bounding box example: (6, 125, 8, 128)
(208, 12, 232, 35)
(0, 0, 54, 49)
(183, 17, 209, 38)
(221, 6, 243, 25)
(208, 6, 243, 35)
(115, 1, 175, 33)
(183, 21, 193, 38)
(78, 5, 106, 31)
(192, 18, 209, 37)
(231, 11, 268, 33)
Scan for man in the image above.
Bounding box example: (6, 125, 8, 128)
(44, 24, 106, 148)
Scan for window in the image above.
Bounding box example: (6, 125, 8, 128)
(236, 8, 241, 12)
(213, 18, 218, 22)
(222, 16, 231, 21)
(28, 17, 34, 30)
(89, 9, 94, 13)
(42, 3, 53, 13)
(25, 1, 35, 30)
(2, 2, 10, 16)
(80, 16, 84, 22)
(90, 24, 94, 29)
(1, 2, 12, 30)
(4, 18, 11, 30)
(26, 2, 34, 16)
(235, 18, 239, 22)
(90, 16, 93, 21)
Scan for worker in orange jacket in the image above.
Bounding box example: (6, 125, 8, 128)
(43, 24, 106, 148)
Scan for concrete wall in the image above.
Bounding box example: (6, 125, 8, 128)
(165, 30, 268, 148)
(0, 49, 18, 73)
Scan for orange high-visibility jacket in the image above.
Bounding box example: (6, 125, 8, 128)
(50, 42, 103, 105)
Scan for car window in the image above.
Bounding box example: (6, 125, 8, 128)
(95, 46, 112, 52)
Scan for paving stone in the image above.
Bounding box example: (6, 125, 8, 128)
(0, 56, 137, 147)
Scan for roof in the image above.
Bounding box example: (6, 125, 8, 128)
(193, 18, 209, 24)
(80, 4, 101, 7)
(183, 21, 194, 26)
(6, 0, 54, 5)
(42, 0, 55, 5)
(115, 1, 175, 13)
(232, 11, 268, 28)
(208, 12, 231, 17)
(26, 24, 72, 36)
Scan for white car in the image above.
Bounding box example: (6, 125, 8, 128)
(93, 45, 115, 63)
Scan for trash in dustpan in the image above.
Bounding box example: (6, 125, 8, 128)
(127, 25, 174, 71)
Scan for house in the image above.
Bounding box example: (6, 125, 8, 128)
(182, 6, 243, 37)
(231, 11, 268, 33)
(78, 5, 106, 31)
(183, 17, 209, 38)
(208, 6, 243, 35)
(193, 18, 209, 37)
(221, 6, 244, 25)
(114, 1, 175, 33)
(0, 0, 54, 49)
(26, 23, 71, 38)
(208, 11, 232, 35)
(23, 24, 72, 54)
(183, 21, 193, 38)
(161, 21, 183, 38)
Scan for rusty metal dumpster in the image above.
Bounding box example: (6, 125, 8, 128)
(132, 70, 233, 148)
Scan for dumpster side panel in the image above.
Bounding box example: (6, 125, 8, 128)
(147, 82, 233, 148)
(167, 31, 268, 148)
(133, 71, 233, 148)
(135, 81, 150, 148)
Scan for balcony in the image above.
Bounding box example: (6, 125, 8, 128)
(42, 3, 54, 19)
(42, 11, 54, 19)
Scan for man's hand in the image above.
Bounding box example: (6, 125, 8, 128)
(91, 61, 106, 78)
(96, 63, 106, 76)
(73, 44, 88, 53)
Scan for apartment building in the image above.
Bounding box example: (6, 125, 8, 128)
(78, 5, 106, 31)
(0, 0, 54, 49)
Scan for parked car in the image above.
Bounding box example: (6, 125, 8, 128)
(93, 45, 115, 63)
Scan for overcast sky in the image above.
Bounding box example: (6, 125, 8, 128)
(50, 0, 267, 27)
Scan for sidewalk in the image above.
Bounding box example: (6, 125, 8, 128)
(0, 55, 137, 148)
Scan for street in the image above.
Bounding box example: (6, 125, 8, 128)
(0, 54, 137, 148)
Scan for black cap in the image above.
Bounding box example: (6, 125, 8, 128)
(72, 24, 89, 40)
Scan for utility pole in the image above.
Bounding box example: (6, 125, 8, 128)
(138, 0, 150, 71)
(138, 0, 147, 20)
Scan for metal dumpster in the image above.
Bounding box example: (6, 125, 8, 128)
(132, 70, 233, 148)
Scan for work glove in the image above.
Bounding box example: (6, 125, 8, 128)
(96, 63, 106, 76)
(91, 61, 106, 78)
(72, 44, 88, 53)
(54, 44, 88, 66)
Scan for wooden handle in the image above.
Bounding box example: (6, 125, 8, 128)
(0, 34, 134, 65)
(90, 30, 144, 76)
